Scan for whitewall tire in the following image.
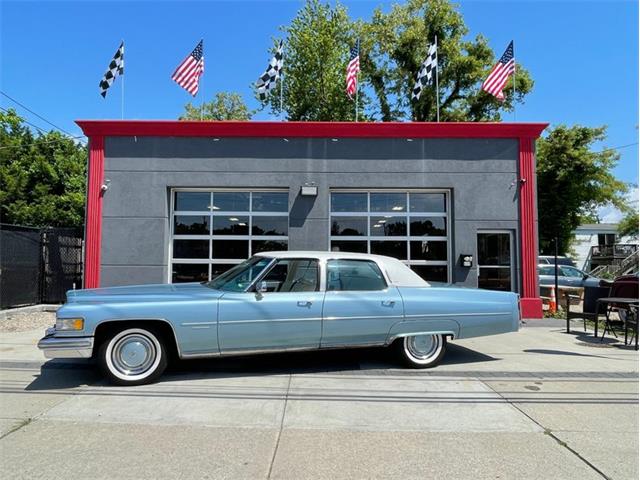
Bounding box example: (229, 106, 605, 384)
(99, 327, 167, 385)
(396, 334, 447, 368)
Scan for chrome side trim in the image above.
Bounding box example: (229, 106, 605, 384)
(219, 317, 322, 325)
(403, 312, 510, 319)
(324, 315, 404, 321)
(181, 321, 217, 326)
(37, 333, 94, 359)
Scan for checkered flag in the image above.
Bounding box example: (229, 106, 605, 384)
(411, 43, 437, 101)
(99, 41, 124, 98)
(256, 40, 284, 101)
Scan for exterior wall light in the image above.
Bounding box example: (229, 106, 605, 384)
(301, 182, 318, 196)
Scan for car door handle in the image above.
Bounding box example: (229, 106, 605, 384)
(297, 301, 313, 307)
(381, 300, 396, 307)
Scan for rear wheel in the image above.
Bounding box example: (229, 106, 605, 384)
(98, 327, 167, 385)
(396, 334, 446, 368)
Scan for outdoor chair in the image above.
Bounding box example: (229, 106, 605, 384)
(600, 276, 639, 346)
(565, 284, 611, 332)
(624, 305, 638, 348)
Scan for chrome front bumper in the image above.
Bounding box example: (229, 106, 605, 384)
(37, 327, 94, 359)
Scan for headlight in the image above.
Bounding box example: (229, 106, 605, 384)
(55, 318, 84, 331)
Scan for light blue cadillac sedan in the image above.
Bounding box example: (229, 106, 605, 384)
(38, 251, 520, 385)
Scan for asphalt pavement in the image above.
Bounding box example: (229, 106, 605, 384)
(0, 319, 637, 479)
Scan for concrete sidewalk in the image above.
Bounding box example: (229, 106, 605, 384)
(0, 322, 637, 479)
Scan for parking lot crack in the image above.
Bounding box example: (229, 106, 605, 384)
(481, 379, 611, 480)
(266, 373, 292, 479)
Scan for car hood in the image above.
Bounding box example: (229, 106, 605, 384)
(65, 283, 224, 304)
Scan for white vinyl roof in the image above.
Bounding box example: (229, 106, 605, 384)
(255, 251, 430, 288)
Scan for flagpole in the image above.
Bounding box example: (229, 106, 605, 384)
(355, 71, 359, 122)
(121, 40, 125, 120)
(280, 70, 284, 120)
(280, 42, 284, 121)
(435, 35, 440, 122)
(512, 41, 516, 121)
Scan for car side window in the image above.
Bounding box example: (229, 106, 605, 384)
(259, 259, 319, 293)
(560, 266, 583, 278)
(326, 259, 387, 291)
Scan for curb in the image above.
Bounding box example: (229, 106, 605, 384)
(0, 304, 60, 321)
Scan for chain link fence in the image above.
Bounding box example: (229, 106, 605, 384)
(0, 224, 83, 309)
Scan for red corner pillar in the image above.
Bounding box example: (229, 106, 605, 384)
(84, 135, 104, 289)
(518, 136, 542, 318)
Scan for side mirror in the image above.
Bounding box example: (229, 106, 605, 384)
(256, 281, 268, 293)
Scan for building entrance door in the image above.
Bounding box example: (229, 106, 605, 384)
(477, 231, 515, 292)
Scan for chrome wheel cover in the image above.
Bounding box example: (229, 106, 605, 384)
(404, 334, 442, 364)
(105, 329, 162, 381)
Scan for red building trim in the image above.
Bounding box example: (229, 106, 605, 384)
(78, 121, 546, 317)
(518, 137, 543, 318)
(84, 136, 104, 288)
(76, 120, 547, 139)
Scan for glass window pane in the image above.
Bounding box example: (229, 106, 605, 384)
(411, 265, 448, 283)
(371, 241, 407, 260)
(370, 193, 406, 212)
(252, 192, 288, 212)
(173, 240, 209, 259)
(478, 268, 511, 291)
(330, 241, 368, 254)
(212, 216, 249, 235)
(331, 216, 367, 236)
(331, 193, 367, 212)
(211, 192, 249, 212)
(252, 216, 288, 236)
(370, 216, 406, 236)
(252, 240, 288, 254)
(410, 241, 447, 261)
(175, 192, 210, 211)
(172, 264, 209, 283)
(211, 263, 235, 279)
(208, 257, 272, 292)
(410, 193, 446, 213)
(326, 259, 387, 291)
(261, 259, 319, 292)
(410, 217, 446, 236)
(477, 233, 511, 266)
(212, 240, 248, 259)
(174, 215, 209, 235)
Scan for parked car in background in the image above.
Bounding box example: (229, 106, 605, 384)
(538, 264, 601, 288)
(38, 251, 521, 386)
(539, 255, 576, 267)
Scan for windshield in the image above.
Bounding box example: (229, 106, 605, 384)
(204, 256, 272, 292)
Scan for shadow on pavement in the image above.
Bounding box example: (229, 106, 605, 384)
(20, 342, 497, 390)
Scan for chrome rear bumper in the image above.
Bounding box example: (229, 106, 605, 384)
(37, 327, 94, 359)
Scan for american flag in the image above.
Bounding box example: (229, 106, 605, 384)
(172, 40, 205, 97)
(481, 41, 515, 101)
(346, 39, 360, 98)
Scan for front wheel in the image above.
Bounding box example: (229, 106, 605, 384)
(395, 334, 447, 368)
(98, 327, 167, 385)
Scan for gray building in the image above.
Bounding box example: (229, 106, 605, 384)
(77, 121, 546, 318)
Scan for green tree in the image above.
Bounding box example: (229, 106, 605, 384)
(618, 210, 639, 239)
(262, 0, 367, 121)
(0, 109, 87, 228)
(536, 125, 629, 255)
(362, 0, 533, 121)
(180, 92, 253, 121)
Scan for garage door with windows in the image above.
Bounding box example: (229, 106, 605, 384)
(170, 190, 289, 283)
(329, 190, 450, 283)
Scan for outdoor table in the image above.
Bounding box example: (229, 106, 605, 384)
(594, 297, 639, 351)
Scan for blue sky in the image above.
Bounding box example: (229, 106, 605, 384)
(1, 0, 638, 194)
